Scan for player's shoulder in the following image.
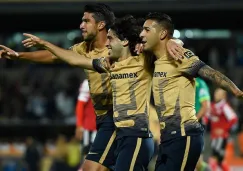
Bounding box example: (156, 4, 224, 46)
(70, 41, 87, 54)
(117, 55, 143, 66)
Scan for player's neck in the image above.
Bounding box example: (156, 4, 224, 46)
(153, 39, 169, 59)
(93, 31, 108, 50)
(118, 48, 132, 62)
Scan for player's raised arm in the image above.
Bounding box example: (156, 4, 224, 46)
(197, 65, 243, 99)
(180, 49, 243, 99)
(135, 39, 184, 60)
(22, 33, 109, 72)
(0, 45, 57, 63)
(178, 48, 243, 99)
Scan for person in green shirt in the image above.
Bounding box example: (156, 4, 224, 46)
(195, 77, 211, 123)
(195, 77, 211, 171)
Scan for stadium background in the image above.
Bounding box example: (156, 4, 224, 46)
(0, 0, 242, 170)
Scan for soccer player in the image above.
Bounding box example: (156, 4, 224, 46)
(210, 88, 238, 171)
(1, 4, 117, 171)
(75, 79, 97, 163)
(195, 78, 211, 171)
(139, 12, 243, 171)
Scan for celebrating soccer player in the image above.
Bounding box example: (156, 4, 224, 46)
(139, 12, 243, 171)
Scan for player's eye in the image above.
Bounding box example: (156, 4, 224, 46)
(82, 19, 88, 23)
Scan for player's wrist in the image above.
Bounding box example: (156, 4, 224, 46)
(18, 52, 25, 59)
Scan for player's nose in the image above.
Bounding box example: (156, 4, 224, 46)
(80, 22, 85, 30)
(139, 30, 145, 38)
(105, 39, 110, 47)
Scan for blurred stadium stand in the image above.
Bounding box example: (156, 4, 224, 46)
(0, 0, 242, 171)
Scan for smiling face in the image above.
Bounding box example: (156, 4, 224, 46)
(105, 29, 124, 59)
(139, 19, 162, 52)
(79, 12, 99, 41)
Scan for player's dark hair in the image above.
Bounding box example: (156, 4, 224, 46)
(84, 3, 115, 31)
(146, 12, 174, 37)
(109, 15, 142, 56)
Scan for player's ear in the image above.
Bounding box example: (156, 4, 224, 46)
(98, 21, 106, 30)
(160, 30, 167, 40)
(122, 39, 129, 47)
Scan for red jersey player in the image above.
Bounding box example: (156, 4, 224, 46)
(210, 88, 238, 171)
(75, 79, 97, 161)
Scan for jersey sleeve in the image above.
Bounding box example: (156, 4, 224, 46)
(178, 49, 206, 77)
(223, 104, 238, 129)
(198, 80, 211, 103)
(223, 104, 237, 121)
(78, 80, 90, 102)
(69, 43, 86, 55)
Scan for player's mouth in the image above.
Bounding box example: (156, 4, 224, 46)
(82, 31, 87, 35)
(108, 47, 112, 55)
(141, 40, 147, 45)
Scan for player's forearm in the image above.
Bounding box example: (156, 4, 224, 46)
(198, 65, 241, 97)
(197, 107, 208, 120)
(18, 50, 57, 63)
(197, 109, 206, 120)
(43, 41, 93, 70)
(197, 101, 210, 120)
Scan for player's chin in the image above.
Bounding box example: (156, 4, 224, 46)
(143, 45, 150, 51)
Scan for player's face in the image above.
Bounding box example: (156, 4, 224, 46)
(140, 20, 161, 51)
(214, 88, 226, 102)
(105, 29, 123, 59)
(80, 12, 98, 41)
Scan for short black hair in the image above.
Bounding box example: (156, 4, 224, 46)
(146, 12, 174, 37)
(109, 15, 142, 56)
(84, 3, 115, 31)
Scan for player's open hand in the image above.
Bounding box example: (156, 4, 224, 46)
(167, 39, 184, 60)
(22, 33, 46, 48)
(0, 45, 19, 59)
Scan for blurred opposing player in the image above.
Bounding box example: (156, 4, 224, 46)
(195, 78, 211, 171)
(210, 88, 238, 171)
(75, 79, 97, 162)
(139, 12, 243, 171)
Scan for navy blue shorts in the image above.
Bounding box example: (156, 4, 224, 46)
(114, 136, 154, 171)
(155, 134, 204, 171)
(85, 127, 117, 170)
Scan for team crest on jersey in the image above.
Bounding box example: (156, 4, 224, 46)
(184, 50, 195, 58)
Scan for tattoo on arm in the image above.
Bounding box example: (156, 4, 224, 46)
(198, 65, 240, 95)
